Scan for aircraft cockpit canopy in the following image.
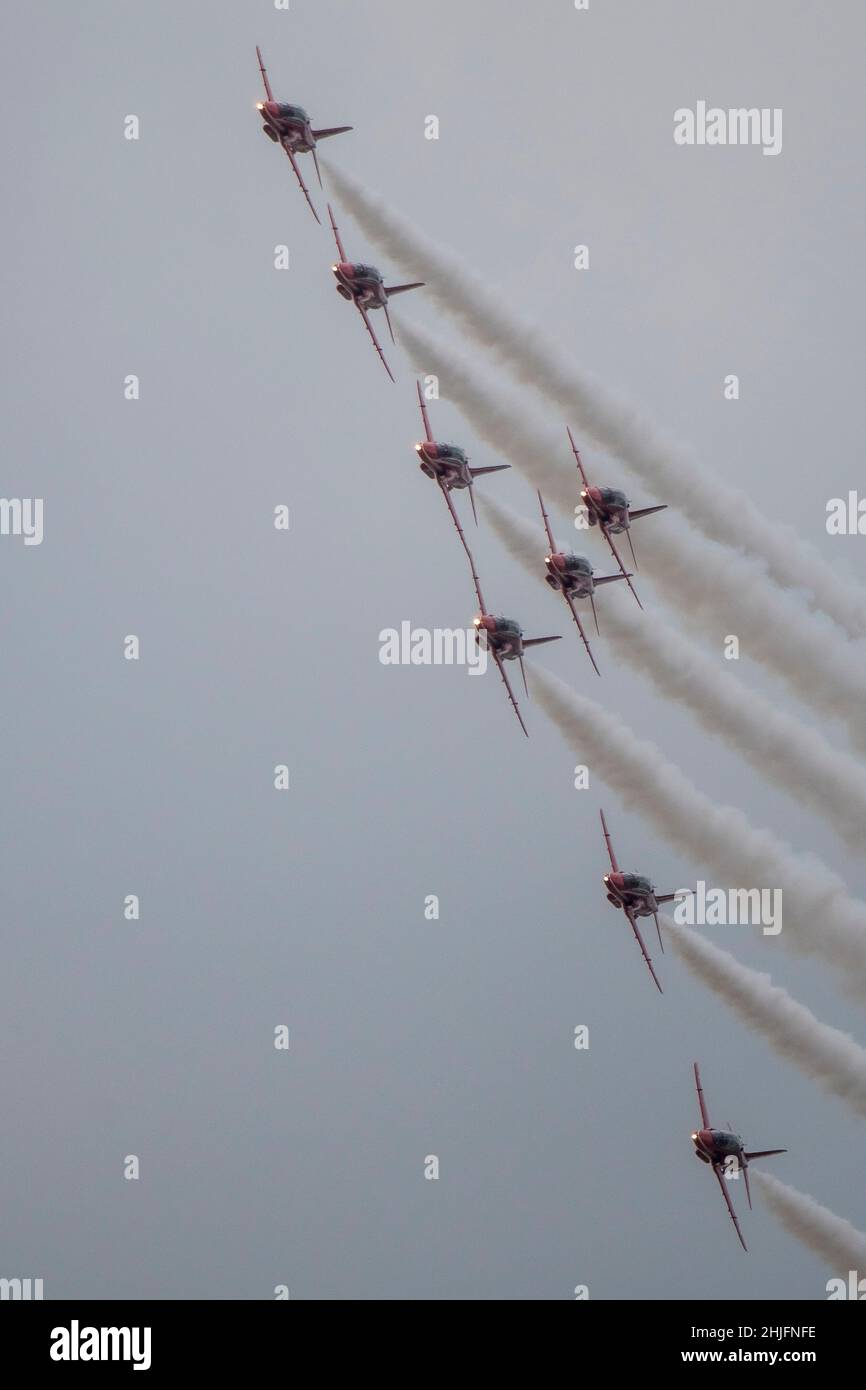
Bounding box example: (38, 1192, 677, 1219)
(277, 103, 310, 122)
(622, 873, 652, 894)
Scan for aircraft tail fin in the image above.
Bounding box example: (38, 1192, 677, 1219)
(626, 527, 639, 569)
(312, 126, 353, 140)
(469, 464, 510, 477)
(522, 635, 562, 648)
(311, 145, 323, 188)
(653, 911, 664, 954)
(743, 1149, 787, 1161)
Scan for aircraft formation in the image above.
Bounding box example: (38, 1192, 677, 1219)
(254, 46, 788, 1256)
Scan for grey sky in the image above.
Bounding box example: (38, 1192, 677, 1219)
(1, 0, 865, 1299)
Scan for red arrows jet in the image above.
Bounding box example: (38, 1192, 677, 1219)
(328, 206, 423, 382)
(537, 491, 634, 677)
(465, 546, 560, 738)
(568, 427, 667, 610)
(255, 46, 352, 224)
(691, 1062, 786, 1252)
(415, 382, 510, 529)
(599, 809, 690, 993)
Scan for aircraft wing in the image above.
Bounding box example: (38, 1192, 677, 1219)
(256, 46, 274, 102)
(624, 905, 663, 993)
(694, 1062, 711, 1128)
(601, 525, 644, 610)
(565, 427, 610, 536)
(566, 426, 591, 492)
(714, 1165, 748, 1252)
(599, 808, 620, 872)
(280, 139, 321, 223)
(537, 491, 557, 552)
(491, 649, 529, 738)
(356, 303, 395, 382)
(465, 533, 487, 615)
(630, 504, 668, 521)
(327, 203, 347, 262)
(437, 480, 476, 573)
(416, 380, 434, 442)
(563, 591, 601, 676)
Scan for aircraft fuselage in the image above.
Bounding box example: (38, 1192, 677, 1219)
(692, 1128, 744, 1166)
(544, 551, 595, 597)
(416, 441, 473, 491)
(333, 263, 387, 310)
(603, 870, 659, 918)
(475, 615, 524, 660)
(583, 485, 631, 534)
(258, 101, 316, 152)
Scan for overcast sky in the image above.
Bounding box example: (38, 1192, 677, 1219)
(1, 0, 865, 1299)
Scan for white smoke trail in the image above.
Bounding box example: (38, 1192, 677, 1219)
(323, 159, 866, 639)
(480, 491, 866, 853)
(529, 664, 866, 997)
(634, 524, 866, 752)
(399, 317, 866, 749)
(752, 1172, 866, 1275)
(664, 921, 866, 1119)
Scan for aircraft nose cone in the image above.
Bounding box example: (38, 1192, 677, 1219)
(263, 101, 279, 116)
(550, 553, 566, 570)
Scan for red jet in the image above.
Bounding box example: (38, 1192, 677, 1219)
(568, 427, 667, 610)
(691, 1062, 786, 1252)
(465, 546, 560, 738)
(328, 206, 423, 382)
(599, 809, 690, 993)
(415, 381, 510, 529)
(537, 491, 634, 677)
(255, 46, 352, 224)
